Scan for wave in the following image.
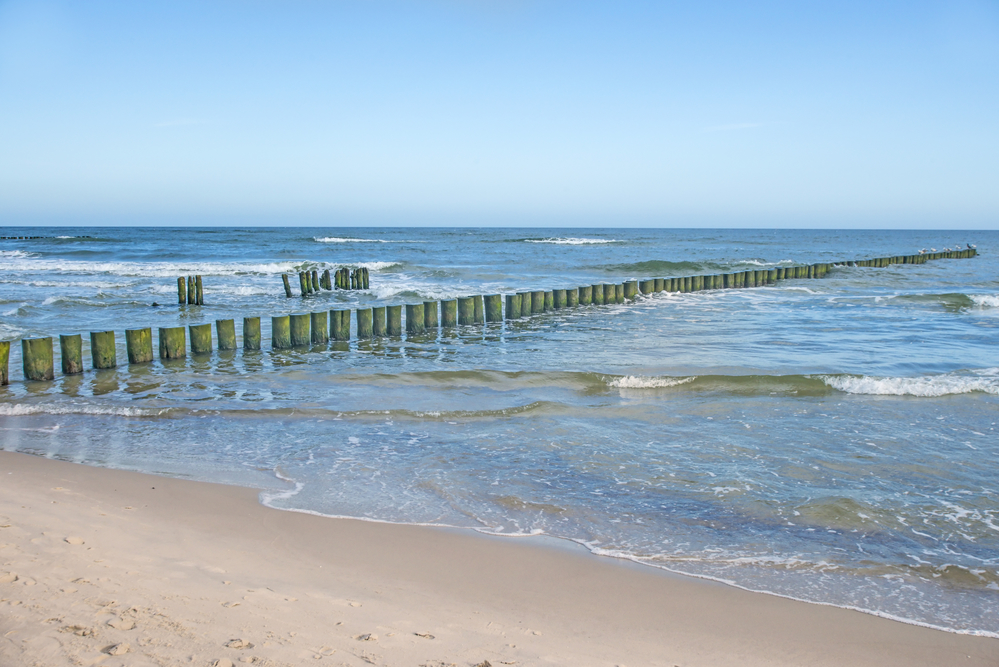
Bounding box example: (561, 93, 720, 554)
(0, 257, 401, 278)
(970, 294, 999, 308)
(821, 373, 999, 397)
(0, 250, 36, 259)
(523, 237, 620, 245)
(314, 236, 388, 243)
(609, 375, 696, 388)
(735, 259, 794, 267)
(879, 293, 999, 312)
(0, 403, 168, 417)
(603, 259, 722, 275)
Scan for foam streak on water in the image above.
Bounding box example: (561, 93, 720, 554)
(0, 227, 997, 634)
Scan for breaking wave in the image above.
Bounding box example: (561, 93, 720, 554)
(523, 238, 620, 245)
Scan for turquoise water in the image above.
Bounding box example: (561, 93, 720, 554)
(1, 227, 997, 634)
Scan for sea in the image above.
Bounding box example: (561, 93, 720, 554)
(1, 227, 997, 635)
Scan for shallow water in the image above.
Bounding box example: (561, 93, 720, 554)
(1, 227, 997, 634)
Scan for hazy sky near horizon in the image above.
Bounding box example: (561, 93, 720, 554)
(1, 0, 997, 228)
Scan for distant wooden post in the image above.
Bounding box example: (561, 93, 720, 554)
(441, 299, 458, 327)
(485, 295, 503, 322)
(614, 283, 624, 303)
(406, 304, 426, 334)
(282, 274, 293, 298)
(22, 337, 54, 381)
(518, 292, 532, 314)
(195, 275, 204, 304)
(387, 305, 402, 336)
(243, 317, 261, 350)
(424, 300, 440, 329)
(356, 309, 373, 339)
(271, 316, 291, 350)
(299, 272, 309, 296)
(372, 306, 386, 337)
(543, 291, 553, 311)
(178, 277, 186, 304)
(311, 311, 329, 345)
(591, 284, 604, 305)
(60, 334, 83, 374)
(311, 270, 320, 293)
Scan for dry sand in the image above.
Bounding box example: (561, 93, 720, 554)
(1, 450, 997, 667)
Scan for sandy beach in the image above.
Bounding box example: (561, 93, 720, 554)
(1, 450, 996, 667)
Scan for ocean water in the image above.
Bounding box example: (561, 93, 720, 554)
(1, 227, 997, 635)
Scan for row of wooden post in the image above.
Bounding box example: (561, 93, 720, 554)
(0, 248, 977, 384)
(177, 276, 204, 305)
(282, 268, 369, 298)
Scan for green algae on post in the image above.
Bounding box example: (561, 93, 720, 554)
(567, 287, 579, 307)
(372, 306, 386, 337)
(189, 324, 212, 355)
(458, 297, 475, 325)
(195, 275, 204, 305)
(0, 340, 9, 385)
(441, 299, 458, 327)
(356, 308, 373, 339)
(177, 277, 186, 304)
(90, 330, 116, 369)
(473, 295, 485, 324)
(290, 313, 311, 347)
(60, 334, 83, 374)
(271, 316, 291, 350)
(216, 319, 237, 351)
(282, 274, 293, 298)
(591, 284, 604, 305)
(553, 289, 566, 309)
(125, 328, 153, 364)
(22, 337, 54, 381)
(485, 294, 503, 322)
(406, 303, 426, 334)
(159, 327, 186, 359)
(332, 310, 350, 341)
(243, 317, 261, 350)
(505, 293, 521, 320)
(579, 285, 592, 305)
(424, 300, 439, 329)
(311, 311, 328, 345)
(387, 305, 403, 336)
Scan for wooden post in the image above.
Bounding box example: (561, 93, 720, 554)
(458, 297, 475, 324)
(124, 328, 153, 364)
(90, 330, 116, 369)
(22, 337, 54, 381)
(299, 272, 309, 296)
(474, 295, 485, 323)
(271, 316, 291, 350)
(441, 299, 458, 327)
(311, 270, 319, 293)
(625, 281, 639, 299)
(282, 274, 293, 298)
(289, 313, 310, 347)
(357, 309, 373, 339)
(768, 269, 777, 284)
(387, 305, 402, 336)
(579, 285, 593, 305)
(178, 277, 186, 304)
(196, 275, 204, 304)
(187, 276, 196, 304)
(243, 317, 261, 350)
(518, 292, 532, 314)
(526, 291, 541, 314)
(406, 304, 426, 334)
(189, 324, 212, 354)
(216, 319, 237, 351)
(350, 271, 356, 290)
(322, 269, 331, 290)
(744, 271, 754, 288)
(553, 289, 566, 309)
(372, 307, 386, 337)
(653, 278, 664, 292)
(60, 334, 83, 374)
(639, 280, 653, 295)
(424, 300, 439, 329)
(363, 267, 370, 289)
(332, 310, 351, 341)
(0, 340, 8, 386)
(567, 287, 579, 307)
(591, 284, 604, 305)
(311, 311, 329, 345)
(544, 291, 554, 311)
(505, 294, 521, 320)
(614, 283, 624, 303)
(158, 327, 186, 359)
(485, 295, 503, 321)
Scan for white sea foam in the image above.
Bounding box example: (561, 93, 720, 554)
(0, 257, 399, 278)
(525, 238, 619, 245)
(314, 236, 388, 243)
(969, 294, 999, 308)
(0, 250, 35, 259)
(608, 375, 696, 389)
(0, 403, 166, 417)
(821, 374, 999, 397)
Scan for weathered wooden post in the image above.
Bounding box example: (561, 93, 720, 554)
(271, 316, 291, 350)
(322, 269, 331, 290)
(289, 313, 310, 347)
(591, 284, 604, 305)
(639, 280, 653, 295)
(59, 334, 83, 375)
(350, 271, 356, 290)
(527, 291, 541, 314)
(567, 287, 579, 306)
(311, 270, 320, 293)
(406, 304, 426, 334)
(357, 309, 373, 339)
(485, 295, 503, 322)
(458, 297, 475, 324)
(516, 292, 530, 314)
(159, 326, 186, 358)
(372, 306, 386, 337)
(473, 295, 485, 323)
(90, 330, 116, 369)
(441, 299, 458, 327)
(178, 277, 186, 304)
(767, 269, 777, 284)
(364, 267, 370, 289)
(505, 294, 521, 320)
(216, 319, 237, 351)
(243, 317, 261, 350)
(311, 311, 328, 345)
(189, 324, 212, 354)
(554, 289, 566, 309)
(653, 278, 664, 292)
(579, 285, 593, 305)
(0, 340, 9, 385)
(614, 283, 624, 303)
(299, 272, 309, 296)
(22, 337, 54, 381)
(196, 276, 204, 304)
(625, 281, 639, 299)
(123, 328, 153, 365)
(387, 305, 403, 336)
(332, 310, 350, 341)
(187, 276, 196, 304)
(543, 291, 553, 311)
(282, 274, 293, 298)
(424, 300, 439, 329)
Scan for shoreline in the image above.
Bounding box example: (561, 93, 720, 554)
(2, 450, 998, 666)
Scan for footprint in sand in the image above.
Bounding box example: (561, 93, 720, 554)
(64, 536, 84, 545)
(0, 573, 18, 584)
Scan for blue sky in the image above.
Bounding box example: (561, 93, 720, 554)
(1, 0, 997, 227)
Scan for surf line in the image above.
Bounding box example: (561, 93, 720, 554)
(0, 247, 978, 384)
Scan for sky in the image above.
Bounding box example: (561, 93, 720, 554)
(1, 0, 997, 228)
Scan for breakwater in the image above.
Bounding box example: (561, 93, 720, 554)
(0, 248, 976, 384)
